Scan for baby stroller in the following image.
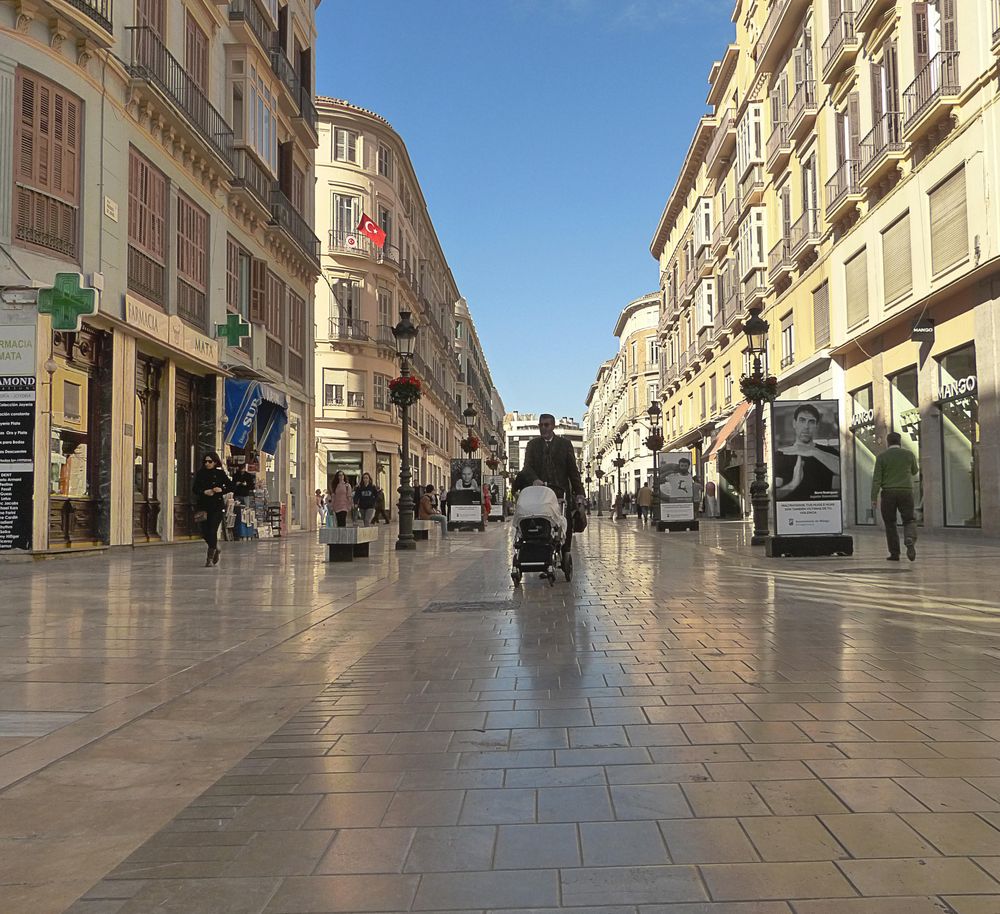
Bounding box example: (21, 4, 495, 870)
(511, 485, 572, 586)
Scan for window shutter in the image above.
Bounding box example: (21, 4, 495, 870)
(813, 281, 830, 348)
(882, 212, 912, 304)
(912, 2, 929, 73)
(848, 92, 861, 161)
(929, 167, 968, 274)
(884, 40, 899, 112)
(870, 62, 883, 121)
(128, 147, 166, 262)
(941, 0, 957, 53)
(835, 111, 846, 166)
(828, 0, 841, 19)
(278, 142, 293, 198)
(250, 258, 266, 322)
(226, 237, 239, 310)
(845, 248, 869, 328)
(185, 14, 209, 94)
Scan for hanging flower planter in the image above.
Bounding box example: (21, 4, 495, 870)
(645, 433, 664, 452)
(389, 376, 422, 407)
(612, 457, 626, 469)
(460, 435, 480, 454)
(485, 456, 499, 470)
(740, 373, 778, 403)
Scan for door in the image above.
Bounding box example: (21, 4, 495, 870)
(133, 355, 163, 541)
(173, 370, 199, 537)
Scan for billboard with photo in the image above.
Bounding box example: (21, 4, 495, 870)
(771, 399, 843, 535)
(658, 450, 696, 522)
(449, 458, 482, 522)
(484, 474, 505, 518)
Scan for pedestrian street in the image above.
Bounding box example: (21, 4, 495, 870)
(4, 520, 1000, 913)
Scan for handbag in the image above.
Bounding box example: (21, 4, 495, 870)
(572, 504, 588, 533)
(193, 510, 208, 523)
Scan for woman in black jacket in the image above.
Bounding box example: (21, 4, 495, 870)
(192, 452, 232, 567)
(353, 472, 379, 526)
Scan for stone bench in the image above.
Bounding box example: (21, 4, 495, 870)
(319, 526, 379, 562)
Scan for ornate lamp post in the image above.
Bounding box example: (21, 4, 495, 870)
(646, 402, 663, 517)
(462, 404, 478, 454)
(743, 308, 772, 546)
(595, 462, 605, 517)
(584, 462, 592, 514)
(391, 311, 419, 550)
(613, 433, 625, 517)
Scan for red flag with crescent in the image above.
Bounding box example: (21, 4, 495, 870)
(357, 213, 386, 249)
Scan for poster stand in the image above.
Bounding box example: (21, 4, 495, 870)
(655, 450, 699, 532)
(447, 458, 485, 532)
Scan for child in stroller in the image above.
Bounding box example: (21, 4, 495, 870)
(511, 482, 572, 586)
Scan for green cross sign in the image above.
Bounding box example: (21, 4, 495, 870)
(216, 312, 252, 346)
(37, 273, 98, 332)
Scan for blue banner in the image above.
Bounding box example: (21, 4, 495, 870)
(224, 379, 261, 448)
(257, 398, 288, 455)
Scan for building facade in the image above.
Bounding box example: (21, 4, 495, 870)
(313, 98, 503, 500)
(0, 0, 321, 553)
(581, 293, 660, 508)
(651, 0, 1000, 533)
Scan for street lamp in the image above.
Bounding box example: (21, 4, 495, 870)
(391, 311, 418, 551)
(462, 404, 477, 453)
(744, 308, 771, 545)
(647, 402, 663, 517)
(595, 464, 605, 516)
(613, 433, 625, 517)
(585, 461, 592, 514)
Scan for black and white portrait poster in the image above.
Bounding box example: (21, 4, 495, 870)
(771, 399, 843, 535)
(449, 458, 482, 522)
(658, 450, 695, 523)
(484, 474, 504, 518)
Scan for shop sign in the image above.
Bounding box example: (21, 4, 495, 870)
(850, 408, 875, 429)
(125, 298, 219, 367)
(940, 375, 976, 401)
(180, 324, 220, 366)
(126, 296, 169, 342)
(911, 318, 935, 343)
(0, 324, 36, 551)
(771, 399, 843, 536)
(657, 450, 696, 523)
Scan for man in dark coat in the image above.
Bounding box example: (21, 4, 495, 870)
(521, 414, 585, 555)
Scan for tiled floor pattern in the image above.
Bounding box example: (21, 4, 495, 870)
(59, 520, 1000, 913)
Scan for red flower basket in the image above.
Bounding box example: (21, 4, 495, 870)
(460, 435, 480, 454)
(389, 375, 422, 407)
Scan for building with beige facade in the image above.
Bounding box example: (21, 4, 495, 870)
(650, 0, 1000, 534)
(582, 292, 660, 508)
(313, 98, 503, 501)
(0, 0, 321, 553)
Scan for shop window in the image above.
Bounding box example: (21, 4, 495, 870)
(850, 385, 877, 525)
(890, 366, 923, 522)
(938, 345, 979, 527)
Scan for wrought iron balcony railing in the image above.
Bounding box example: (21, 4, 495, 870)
(231, 146, 271, 210)
(15, 185, 78, 259)
(328, 230, 372, 256)
(66, 0, 112, 32)
(329, 318, 370, 340)
(788, 78, 818, 132)
(270, 186, 321, 266)
(903, 51, 960, 130)
(270, 44, 300, 100)
(822, 11, 859, 76)
(859, 110, 904, 175)
(126, 27, 235, 168)
(228, 0, 274, 53)
(297, 85, 318, 135)
(789, 208, 820, 257)
(766, 120, 791, 168)
(825, 159, 860, 213)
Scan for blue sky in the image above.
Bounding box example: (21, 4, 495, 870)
(315, 0, 735, 422)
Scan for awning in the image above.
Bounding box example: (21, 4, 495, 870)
(257, 398, 288, 455)
(224, 379, 262, 448)
(704, 401, 751, 462)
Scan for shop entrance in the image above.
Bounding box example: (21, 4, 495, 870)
(133, 354, 163, 542)
(850, 385, 877, 526)
(327, 451, 363, 489)
(939, 346, 980, 528)
(174, 370, 215, 538)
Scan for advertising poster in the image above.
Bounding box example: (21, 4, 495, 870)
(658, 450, 696, 523)
(484, 474, 505, 518)
(772, 399, 843, 536)
(449, 458, 482, 522)
(0, 324, 36, 551)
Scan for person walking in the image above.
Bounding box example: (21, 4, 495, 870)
(614, 491, 624, 520)
(354, 473, 379, 526)
(374, 485, 391, 524)
(637, 483, 653, 522)
(192, 452, 232, 567)
(418, 484, 448, 536)
(315, 488, 327, 526)
(329, 471, 353, 527)
(872, 432, 919, 562)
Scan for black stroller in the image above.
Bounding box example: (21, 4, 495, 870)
(511, 485, 572, 586)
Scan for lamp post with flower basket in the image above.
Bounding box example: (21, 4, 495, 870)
(584, 462, 592, 514)
(594, 462, 605, 516)
(645, 402, 664, 520)
(741, 308, 773, 545)
(390, 311, 419, 550)
(461, 405, 478, 455)
(612, 433, 625, 517)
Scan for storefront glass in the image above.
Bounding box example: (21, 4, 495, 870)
(850, 385, 877, 525)
(939, 346, 980, 528)
(288, 417, 300, 526)
(327, 451, 363, 488)
(890, 367, 923, 523)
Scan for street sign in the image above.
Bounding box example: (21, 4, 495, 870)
(37, 273, 98, 332)
(216, 312, 252, 346)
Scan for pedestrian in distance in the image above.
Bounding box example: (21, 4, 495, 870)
(614, 491, 624, 520)
(192, 452, 232, 567)
(374, 485, 391, 524)
(329, 471, 353, 527)
(871, 431, 919, 562)
(418, 484, 448, 536)
(482, 487, 492, 525)
(637, 483, 653, 522)
(315, 488, 327, 527)
(354, 473, 379, 526)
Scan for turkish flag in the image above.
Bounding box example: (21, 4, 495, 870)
(357, 213, 386, 249)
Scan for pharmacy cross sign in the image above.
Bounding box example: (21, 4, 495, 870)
(37, 273, 98, 332)
(216, 313, 252, 346)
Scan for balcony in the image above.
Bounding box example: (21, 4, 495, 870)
(789, 208, 820, 260)
(375, 243, 402, 268)
(722, 198, 738, 238)
(856, 0, 894, 35)
(739, 165, 765, 211)
(269, 186, 321, 268)
(766, 121, 792, 175)
(822, 11, 860, 84)
(741, 270, 766, 311)
(903, 51, 961, 142)
(127, 246, 165, 307)
(270, 44, 300, 107)
(177, 279, 206, 332)
(994, 0, 1000, 53)
(768, 238, 793, 285)
(825, 159, 863, 222)
(755, 0, 811, 75)
(721, 289, 742, 329)
(14, 185, 78, 260)
(788, 79, 818, 142)
(859, 111, 906, 185)
(328, 229, 373, 258)
(329, 318, 370, 341)
(51, 0, 114, 42)
(230, 146, 271, 212)
(696, 245, 713, 279)
(265, 334, 283, 373)
(296, 85, 319, 140)
(706, 108, 737, 178)
(126, 27, 235, 171)
(376, 323, 396, 347)
(228, 0, 274, 55)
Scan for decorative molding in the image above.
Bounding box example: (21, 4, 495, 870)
(76, 39, 93, 69)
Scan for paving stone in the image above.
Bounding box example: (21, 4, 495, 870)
(494, 823, 581, 869)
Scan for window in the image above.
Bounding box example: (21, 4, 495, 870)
(736, 102, 763, 176)
(780, 313, 794, 368)
(377, 142, 393, 179)
(127, 147, 167, 306)
(136, 0, 164, 35)
(247, 64, 278, 174)
(929, 166, 968, 274)
(724, 368, 733, 404)
(332, 278, 360, 324)
(374, 374, 390, 411)
(377, 288, 393, 334)
(334, 127, 357, 163)
(287, 291, 305, 384)
(938, 345, 979, 528)
(265, 270, 286, 370)
(882, 212, 912, 304)
(13, 70, 83, 259)
(185, 13, 209, 94)
(845, 247, 869, 328)
(709, 375, 717, 414)
(323, 371, 343, 407)
(813, 280, 830, 348)
(738, 207, 767, 275)
(333, 193, 360, 235)
(63, 381, 81, 421)
(851, 385, 877, 525)
(176, 192, 209, 330)
(378, 206, 393, 246)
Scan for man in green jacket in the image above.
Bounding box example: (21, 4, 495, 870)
(871, 432, 919, 562)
